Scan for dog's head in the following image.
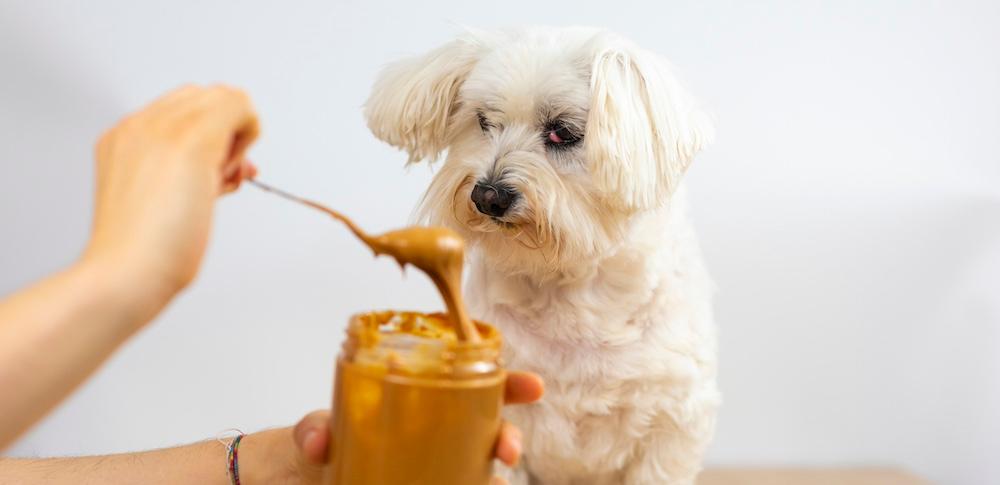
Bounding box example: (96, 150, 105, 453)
(366, 27, 711, 278)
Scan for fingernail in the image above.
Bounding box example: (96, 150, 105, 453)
(304, 429, 319, 446)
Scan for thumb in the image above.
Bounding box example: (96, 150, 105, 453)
(293, 410, 331, 465)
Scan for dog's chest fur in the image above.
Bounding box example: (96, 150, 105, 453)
(465, 202, 719, 483)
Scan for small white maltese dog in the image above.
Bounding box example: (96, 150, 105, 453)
(365, 26, 719, 485)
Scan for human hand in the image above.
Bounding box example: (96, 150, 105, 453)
(271, 371, 544, 485)
(82, 85, 259, 315)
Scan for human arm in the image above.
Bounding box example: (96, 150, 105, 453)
(0, 86, 259, 449)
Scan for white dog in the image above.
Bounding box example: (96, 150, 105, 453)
(365, 27, 719, 485)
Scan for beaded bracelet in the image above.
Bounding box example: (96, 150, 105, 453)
(218, 429, 246, 485)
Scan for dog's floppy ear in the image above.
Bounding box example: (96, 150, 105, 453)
(586, 36, 713, 210)
(365, 35, 483, 163)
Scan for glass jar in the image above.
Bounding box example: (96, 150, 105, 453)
(325, 311, 506, 485)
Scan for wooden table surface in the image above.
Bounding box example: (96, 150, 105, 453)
(698, 468, 930, 485)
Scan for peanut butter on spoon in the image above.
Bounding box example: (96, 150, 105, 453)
(249, 179, 480, 342)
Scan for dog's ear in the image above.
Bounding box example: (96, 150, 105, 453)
(365, 35, 483, 164)
(586, 36, 713, 210)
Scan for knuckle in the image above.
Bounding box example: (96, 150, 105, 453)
(96, 128, 114, 149)
(298, 412, 331, 435)
(214, 85, 252, 105)
(172, 83, 202, 96)
(304, 410, 331, 423)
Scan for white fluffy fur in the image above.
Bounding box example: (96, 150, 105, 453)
(366, 27, 719, 485)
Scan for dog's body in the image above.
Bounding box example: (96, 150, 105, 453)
(366, 27, 719, 485)
(468, 190, 718, 485)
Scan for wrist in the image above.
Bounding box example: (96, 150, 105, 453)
(239, 428, 300, 485)
(70, 255, 180, 332)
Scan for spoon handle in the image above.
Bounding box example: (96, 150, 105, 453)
(248, 179, 372, 244)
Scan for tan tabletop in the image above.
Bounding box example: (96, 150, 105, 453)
(698, 468, 930, 485)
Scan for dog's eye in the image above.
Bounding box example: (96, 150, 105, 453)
(477, 112, 492, 132)
(544, 123, 581, 147)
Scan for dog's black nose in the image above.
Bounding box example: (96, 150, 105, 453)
(471, 183, 515, 217)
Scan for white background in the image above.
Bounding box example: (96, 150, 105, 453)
(2, 1, 998, 483)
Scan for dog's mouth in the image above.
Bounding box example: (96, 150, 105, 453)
(448, 177, 551, 253)
(468, 212, 522, 232)
(489, 216, 521, 232)
(464, 205, 530, 239)
(453, 190, 552, 253)
(489, 217, 518, 229)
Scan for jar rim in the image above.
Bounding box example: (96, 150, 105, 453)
(346, 310, 502, 352)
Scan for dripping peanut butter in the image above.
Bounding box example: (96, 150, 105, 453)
(249, 180, 504, 484)
(249, 180, 478, 340)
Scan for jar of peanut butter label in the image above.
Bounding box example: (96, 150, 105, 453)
(325, 311, 505, 485)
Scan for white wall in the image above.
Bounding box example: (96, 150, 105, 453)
(2, 1, 998, 483)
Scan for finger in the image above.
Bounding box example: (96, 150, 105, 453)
(163, 86, 260, 166)
(203, 86, 260, 163)
(149, 84, 202, 106)
(141, 84, 204, 116)
(219, 161, 241, 194)
(495, 421, 522, 467)
(505, 371, 544, 404)
(243, 161, 259, 180)
(105, 85, 203, 146)
(491, 477, 510, 485)
(221, 160, 257, 194)
(293, 410, 331, 465)
(221, 157, 243, 181)
(227, 115, 260, 165)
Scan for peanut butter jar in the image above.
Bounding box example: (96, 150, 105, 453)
(325, 311, 506, 485)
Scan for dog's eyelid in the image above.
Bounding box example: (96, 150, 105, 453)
(545, 119, 583, 136)
(545, 118, 584, 132)
(476, 110, 494, 132)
